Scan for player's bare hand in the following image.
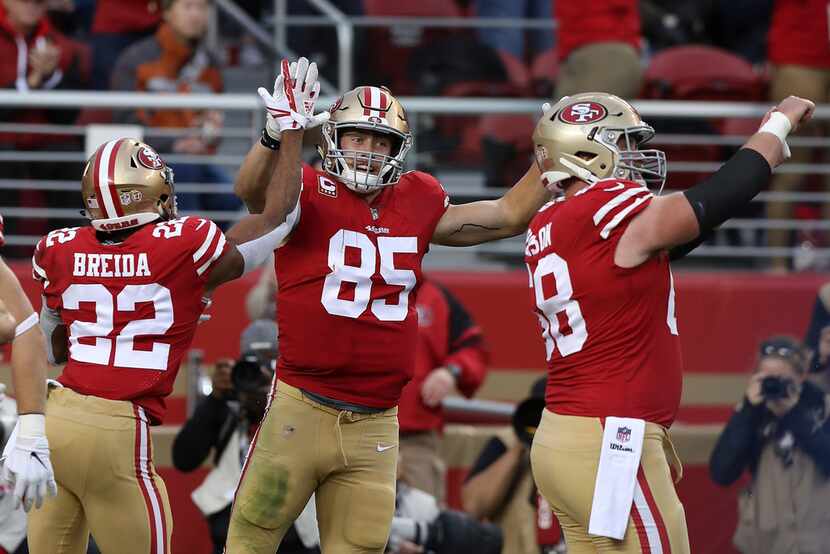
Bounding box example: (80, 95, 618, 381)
(173, 136, 210, 155)
(772, 96, 816, 132)
(28, 40, 61, 87)
(745, 373, 765, 406)
(421, 367, 455, 408)
(211, 358, 234, 399)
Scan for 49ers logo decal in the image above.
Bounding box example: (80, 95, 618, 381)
(137, 146, 164, 170)
(559, 101, 607, 124)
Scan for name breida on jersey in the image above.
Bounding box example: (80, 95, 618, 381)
(72, 253, 151, 278)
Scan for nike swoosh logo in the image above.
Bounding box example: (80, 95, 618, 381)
(603, 183, 625, 192)
(376, 444, 396, 453)
(31, 452, 47, 469)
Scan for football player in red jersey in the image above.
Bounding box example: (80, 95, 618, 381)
(0, 212, 58, 515)
(525, 92, 815, 553)
(22, 58, 322, 554)
(225, 63, 548, 553)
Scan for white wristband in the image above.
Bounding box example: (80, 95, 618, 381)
(758, 111, 792, 159)
(14, 312, 38, 337)
(18, 413, 46, 437)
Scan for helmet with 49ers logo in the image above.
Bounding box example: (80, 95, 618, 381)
(81, 139, 177, 232)
(318, 85, 413, 193)
(532, 92, 667, 193)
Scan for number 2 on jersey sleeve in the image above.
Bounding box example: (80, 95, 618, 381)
(321, 229, 417, 322)
(62, 283, 174, 370)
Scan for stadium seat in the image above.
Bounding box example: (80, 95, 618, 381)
(643, 45, 766, 190)
(643, 45, 766, 101)
(363, 0, 464, 94)
(479, 114, 535, 188)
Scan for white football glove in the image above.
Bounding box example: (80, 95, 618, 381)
(1, 414, 57, 511)
(258, 57, 330, 140)
(387, 516, 429, 551)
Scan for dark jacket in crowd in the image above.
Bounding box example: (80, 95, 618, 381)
(709, 381, 830, 554)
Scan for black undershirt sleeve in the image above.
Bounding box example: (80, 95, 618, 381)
(682, 148, 772, 236)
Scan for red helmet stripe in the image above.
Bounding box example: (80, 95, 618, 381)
(107, 139, 126, 217)
(378, 89, 388, 111)
(93, 142, 117, 219)
(362, 86, 372, 117)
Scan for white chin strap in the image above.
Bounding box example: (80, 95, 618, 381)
(91, 212, 161, 232)
(540, 158, 598, 192)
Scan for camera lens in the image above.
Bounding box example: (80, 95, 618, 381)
(761, 376, 788, 400)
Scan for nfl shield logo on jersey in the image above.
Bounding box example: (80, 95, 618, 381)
(616, 426, 631, 443)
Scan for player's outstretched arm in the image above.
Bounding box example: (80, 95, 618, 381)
(206, 127, 304, 292)
(0, 297, 16, 344)
(235, 57, 328, 214)
(616, 95, 816, 267)
(0, 259, 46, 415)
(0, 257, 58, 511)
(235, 141, 279, 215)
(432, 164, 547, 246)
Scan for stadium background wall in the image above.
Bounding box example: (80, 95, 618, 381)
(4, 262, 824, 554)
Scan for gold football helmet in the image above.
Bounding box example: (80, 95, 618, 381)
(532, 92, 667, 193)
(81, 139, 176, 232)
(319, 85, 413, 193)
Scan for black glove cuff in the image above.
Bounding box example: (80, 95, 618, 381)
(260, 128, 281, 151)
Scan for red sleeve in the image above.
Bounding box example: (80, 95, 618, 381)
(31, 236, 63, 312)
(408, 171, 450, 234)
(180, 217, 230, 284)
(446, 337, 488, 398)
(437, 284, 489, 398)
(580, 180, 653, 243)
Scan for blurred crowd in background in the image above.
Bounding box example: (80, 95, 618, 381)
(0, 0, 829, 270)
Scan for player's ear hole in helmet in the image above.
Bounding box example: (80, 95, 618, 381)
(80, 139, 178, 232)
(533, 92, 667, 195)
(317, 85, 413, 194)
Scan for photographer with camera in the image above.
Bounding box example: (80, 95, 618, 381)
(709, 336, 830, 554)
(462, 377, 564, 554)
(172, 320, 319, 554)
(386, 454, 503, 554)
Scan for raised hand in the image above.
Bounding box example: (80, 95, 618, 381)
(258, 57, 330, 139)
(774, 95, 816, 132)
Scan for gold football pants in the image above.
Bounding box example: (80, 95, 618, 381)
(225, 380, 398, 554)
(27, 387, 172, 554)
(530, 410, 690, 554)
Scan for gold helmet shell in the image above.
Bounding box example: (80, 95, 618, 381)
(319, 85, 413, 193)
(532, 92, 667, 193)
(81, 139, 176, 232)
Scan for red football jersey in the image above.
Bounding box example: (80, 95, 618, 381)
(524, 179, 682, 427)
(768, 0, 830, 68)
(556, 0, 641, 61)
(275, 165, 449, 408)
(33, 217, 229, 424)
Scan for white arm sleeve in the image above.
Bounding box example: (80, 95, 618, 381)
(39, 300, 63, 365)
(237, 197, 301, 275)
